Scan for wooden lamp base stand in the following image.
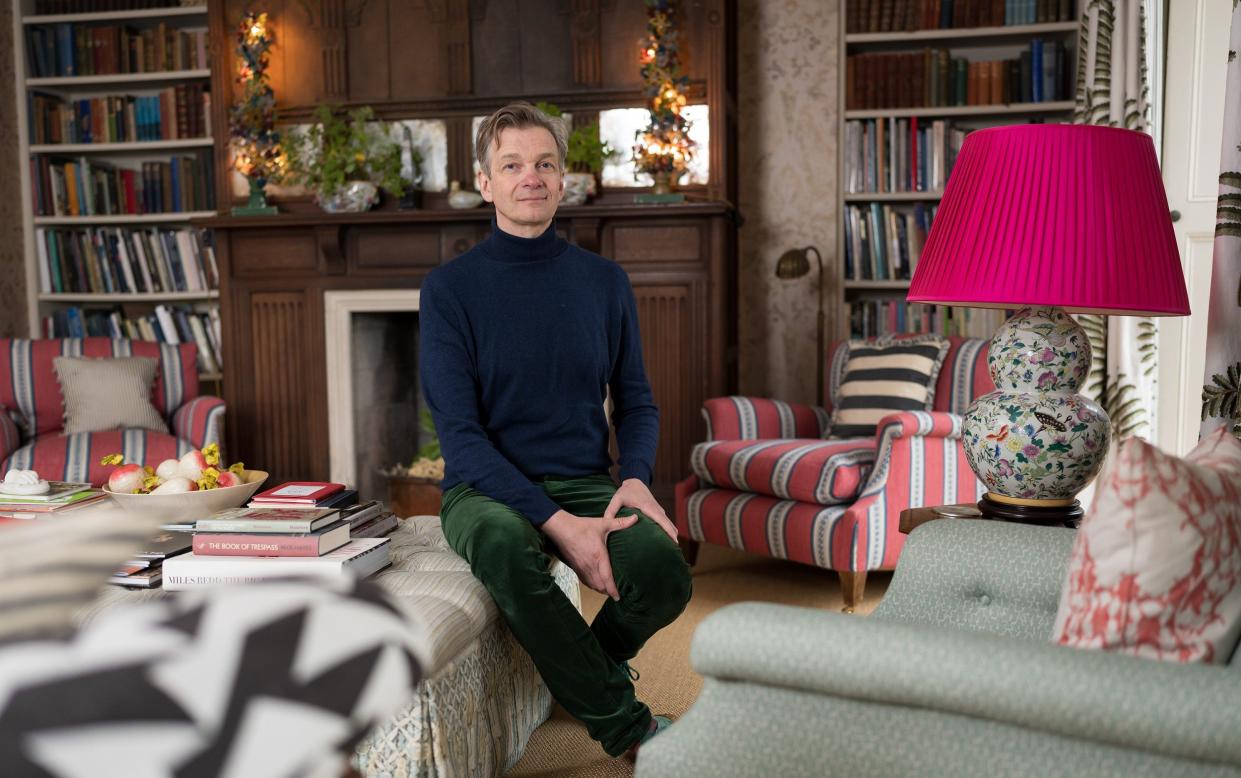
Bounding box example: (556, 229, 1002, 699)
(978, 493, 1083, 528)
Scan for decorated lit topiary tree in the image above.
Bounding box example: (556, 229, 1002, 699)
(633, 0, 695, 195)
(229, 12, 283, 215)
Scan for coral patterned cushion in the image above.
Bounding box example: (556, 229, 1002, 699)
(1054, 428, 1241, 663)
(689, 438, 877, 505)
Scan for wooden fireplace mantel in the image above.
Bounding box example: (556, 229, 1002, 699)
(198, 203, 738, 505)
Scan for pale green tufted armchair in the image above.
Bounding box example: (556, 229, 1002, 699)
(637, 521, 1241, 778)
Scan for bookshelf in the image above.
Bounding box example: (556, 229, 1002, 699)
(836, 1, 1080, 341)
(13, 0, 223, 392)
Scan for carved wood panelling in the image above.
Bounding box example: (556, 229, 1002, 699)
(611, 224, 702, 262)
(570, 0, 602, 87)
(249, 293, 311, 482)
(633, 283, 701, 487)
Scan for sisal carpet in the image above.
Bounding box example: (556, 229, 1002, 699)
(506, 544, 890, 778)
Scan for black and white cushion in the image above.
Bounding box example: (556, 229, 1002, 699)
(830, 335, 950, 438)
(0, 578, 428, 778)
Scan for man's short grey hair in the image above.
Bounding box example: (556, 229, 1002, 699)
(475, 102, 568, 177)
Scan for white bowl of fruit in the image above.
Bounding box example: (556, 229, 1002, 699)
(101, 444, 268, 523)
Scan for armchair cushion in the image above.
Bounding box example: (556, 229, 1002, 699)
(701, 396, 830, 441)
(689, 438, 876, 505)
(0, 409, 18, 465)
(3, 430, 190, 485)
(53, 356, 169, 435)
(830, 335, 950, 438)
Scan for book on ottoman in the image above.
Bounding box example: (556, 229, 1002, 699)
(162, 537, 391, 591)
(191, 520, 351, 557)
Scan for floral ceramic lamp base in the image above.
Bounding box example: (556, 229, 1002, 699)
(961, 306, 1110, 526)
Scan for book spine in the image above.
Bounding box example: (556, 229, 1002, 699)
(193, 519, 316, 533)
(193, 534, 322, 556)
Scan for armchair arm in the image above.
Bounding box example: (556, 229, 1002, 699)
(171, 395, 225, 451)
(689, 602, 1241, 767)
(701, 396, 829, 441)
(841, 411, 981, 570)
(0, 406, 21, 464)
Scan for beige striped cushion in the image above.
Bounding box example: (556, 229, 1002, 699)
(830, 335, 950, 438)
(53, 356, 169, 435)
(0, 504, 166, 643)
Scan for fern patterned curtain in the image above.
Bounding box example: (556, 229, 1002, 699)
(1074, 0, 1158, 440)
(1200, 3, 1241, 438)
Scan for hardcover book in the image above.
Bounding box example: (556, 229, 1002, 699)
(0, 481, 92, 503)
(191, 520, 350, 557)
(251, 482, 346, 504)
(194, 506, 339, 534)
(162, 537, 391, 591)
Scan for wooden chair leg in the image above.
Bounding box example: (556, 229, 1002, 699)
(838, 569, 867, 613)
(678, 537, 700, 566)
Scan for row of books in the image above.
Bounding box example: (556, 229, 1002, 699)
(845, 41, 1068, 110)
(33, 0, 197, 14)
(25, 22, 209, 79)
(845, 118, 967, 194)
(0, 482, 105, 523)
(844, 202, 937, 282)
(35, 226, 217, 294)
(28, 85, 212, 145)
(114, 482, 398, 590)
(848, 301, 1008, 340)
(31, 153, 215, 217)
(41, 305, 223, 376)
(845, 0, 1073, 33)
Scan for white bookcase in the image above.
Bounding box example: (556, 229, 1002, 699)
(12, 0, 222, 386)
(835, 6, 1081, 341)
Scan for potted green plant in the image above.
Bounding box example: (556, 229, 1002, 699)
(383, 408, 444, 518)
(536, 101, 615, 206)
(282, 104, 405, 213)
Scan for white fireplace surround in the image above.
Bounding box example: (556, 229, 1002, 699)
(324, 289, 422, 487)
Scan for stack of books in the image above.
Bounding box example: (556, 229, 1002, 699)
(162, 483, 399, 592)
(0, 481, 105, 523)
(109, 531, 191, 588)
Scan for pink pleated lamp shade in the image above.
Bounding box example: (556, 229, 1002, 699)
(908, 124, 1189, 316)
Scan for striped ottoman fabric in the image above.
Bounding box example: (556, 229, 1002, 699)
(690, 438, 877, 505)
(679, 486, 854, 570)
(3, 429, 192, 484)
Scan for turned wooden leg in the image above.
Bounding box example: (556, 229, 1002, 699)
(678, 537, 700, 566)
(838, 569, 867, 613)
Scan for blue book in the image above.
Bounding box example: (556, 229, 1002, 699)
(170, 158, 182, 212)
(1042, 41, 1058, 102)
(1031, 40, 1044, 102)
(55, 24, 74, 76)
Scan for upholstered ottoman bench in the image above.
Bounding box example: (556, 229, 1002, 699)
(80, 515, 580, 778)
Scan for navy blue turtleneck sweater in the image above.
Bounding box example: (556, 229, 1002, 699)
(419, 220, 660, 526)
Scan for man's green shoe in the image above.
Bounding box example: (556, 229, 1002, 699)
(624, 714, 672, 760)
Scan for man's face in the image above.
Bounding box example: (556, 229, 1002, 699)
(477, 126, 564, 237)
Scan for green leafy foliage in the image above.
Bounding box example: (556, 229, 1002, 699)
(1202, 363, 1241, 435)
(416, 407, 441, 462)
(281, 104, 405, 198)
(1101, 376, 1147, 438)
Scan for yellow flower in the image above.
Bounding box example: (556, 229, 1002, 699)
(1005, 437, 1023, 452)
(228, 462, 246, 475)
(100, 453, 124, 466)
(355, 152, 366, 164)
(201, 443, 220, 466)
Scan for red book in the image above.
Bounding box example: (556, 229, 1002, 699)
(252, 481, 346, 504)
(192, 521, 350, 557)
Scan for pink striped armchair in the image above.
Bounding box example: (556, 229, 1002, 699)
(0, 338, 225, 486)
(675, 336, 994, 610)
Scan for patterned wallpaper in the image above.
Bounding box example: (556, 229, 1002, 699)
(0, 0, 29, 338)
(736, 0, 839, 404)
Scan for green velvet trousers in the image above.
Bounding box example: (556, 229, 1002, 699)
(439, 474, 693, 756)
